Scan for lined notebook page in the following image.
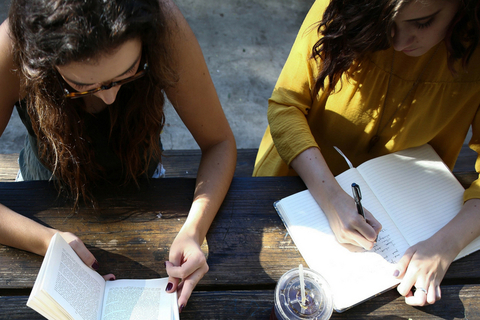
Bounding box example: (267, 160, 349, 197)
(357, 145, 464, 246)
(275, 169, 402, 311)
(335, 171, 410, 263)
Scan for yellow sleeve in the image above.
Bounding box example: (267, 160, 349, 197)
(267, 0, 329, 166)
(463, 104, 480, 201)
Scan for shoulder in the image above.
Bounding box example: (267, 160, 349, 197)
(0, 19, 23, 103)
(156, 0, 195, 53)
(0, 20, 13, 59)
(158, 0, 187, 32)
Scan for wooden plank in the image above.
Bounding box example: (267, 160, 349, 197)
(0, 154, 19, 182)
(0, 149, 258, 182)
(0, 146, 476, 181)
(455, 144, 477, 173)
(181, 284, 480, 319)
(0, 177, 479, 291)
(2, 284, 480, 319)
(162, 149, 257, 178)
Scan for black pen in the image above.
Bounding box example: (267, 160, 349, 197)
(351, 183, 366, 220)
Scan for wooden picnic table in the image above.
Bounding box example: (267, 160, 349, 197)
(0, 147, 479, 319)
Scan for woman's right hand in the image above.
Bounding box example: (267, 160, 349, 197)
(322, 189, 381, 250)
(290, 147, 382, 250)
(58, 231, 115, 281)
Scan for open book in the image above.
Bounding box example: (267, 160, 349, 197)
(27, 233, 179, 320)
(274, 144, 480, 312)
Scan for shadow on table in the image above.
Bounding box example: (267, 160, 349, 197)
(416, 284, 468, 320)
(89, 248, 165, 280)
(331, 285, 467, 319)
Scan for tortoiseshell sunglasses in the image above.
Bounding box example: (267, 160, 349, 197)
(63, 62, 149, 99)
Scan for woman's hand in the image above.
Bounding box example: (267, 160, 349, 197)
(291, 147, 382, 250)
(323, 189, 382, 250)
(58, 231, 115, 281)
(394, 199, 480, 306)
(164, 230, 209, 313)
(160, 1, 235, 313)
(394, 237, 457, 306)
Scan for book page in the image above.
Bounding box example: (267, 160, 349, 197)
(275, 168, 408, 311)
(357, 145, 465, 246)
(102, 278, 179, 320)
(27, 233, 106, 320)
(44, 234, 106, 320)
(27, 233, 71, 320)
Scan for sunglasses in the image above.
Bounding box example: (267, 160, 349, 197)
(63, 62, 149, 99)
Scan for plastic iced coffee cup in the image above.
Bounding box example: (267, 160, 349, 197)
(272, 267, 333, 320)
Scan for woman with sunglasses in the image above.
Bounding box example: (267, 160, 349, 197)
(254, 0, 480, 307)
(0, 0, 236, 312)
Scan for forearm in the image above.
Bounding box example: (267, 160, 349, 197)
(0, 203, 56, 256)
(431, 198, 480, 257)
(290, 147, 344, 212)
(290, 147, 381, 247)
(179, 138, 236, 243)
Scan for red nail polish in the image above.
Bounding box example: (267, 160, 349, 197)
(179, 304, 185, 313)
(166, 282, 173, 291)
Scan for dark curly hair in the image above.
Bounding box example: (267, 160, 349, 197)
(8, 0, 177, 205)
(312, 0, 480, 94)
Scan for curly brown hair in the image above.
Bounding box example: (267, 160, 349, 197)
(8, 0, 177, 205)
(312, 0, 480, 94)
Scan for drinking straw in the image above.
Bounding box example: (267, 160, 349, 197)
(299, 264, 306, 305)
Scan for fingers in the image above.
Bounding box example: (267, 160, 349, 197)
(103, 274, 116, 281)
(365, 210, 382, 236)
(395, 246, 442, 306)
(346, 214, 381, 250)
(58, 233, 115, 284)
(404, 283, 441, 306)
(60, 232, 99, 270)
(165, 256, 209, 312)
(165, 261, 181, 293)
(350, 229, 375, 250)
(176, 262, 209, 309)
(168, 251, 206, 280)
(394, 247, 414, 289)
(337, 206, 382, 250)
(405, 285, 428, 306)
(355, 222, 378, 249)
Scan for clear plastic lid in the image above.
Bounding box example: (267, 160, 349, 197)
(274, 267, 333, 319)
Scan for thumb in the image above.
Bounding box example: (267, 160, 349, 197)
(394, 247, 414, 279)
(395, 247, 415, 296)
(164, 261, 180, 293)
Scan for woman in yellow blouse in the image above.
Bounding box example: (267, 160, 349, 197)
(254, 0, 480, 307)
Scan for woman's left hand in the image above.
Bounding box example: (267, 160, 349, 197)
(394, 238, 457, 306)
(164, 230, 209, 313)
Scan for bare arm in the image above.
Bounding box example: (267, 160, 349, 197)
(0, 20, 53, 254)
(291, 147, 381, 249)
(161, 1, 237, 310)
(395, 199, 480, 306)
(0, 21, 105, 273)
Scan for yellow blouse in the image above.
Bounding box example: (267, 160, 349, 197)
(253, 0, 480, 202)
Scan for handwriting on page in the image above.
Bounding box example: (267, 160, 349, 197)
(371, 229, 402, 264)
